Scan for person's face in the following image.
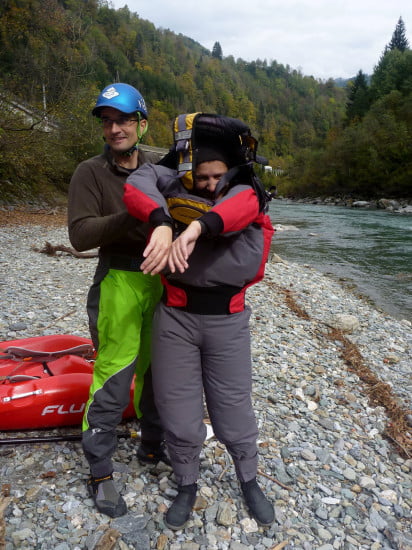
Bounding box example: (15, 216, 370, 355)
(99, 107, 147, 155)
(194, 160, 228, 199)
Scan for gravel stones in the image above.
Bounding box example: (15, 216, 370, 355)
(0, 220, 411, 549)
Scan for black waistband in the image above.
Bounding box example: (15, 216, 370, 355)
(101, 254, 144, 272)
(163, 282, 243, 315)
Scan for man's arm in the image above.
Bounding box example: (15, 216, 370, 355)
(168, 186, 260, 273)
(123, 163, 172, 225)
(124, 163, 175, 274)
(68, 162, 135, 252)
(202, 185, 260, 235)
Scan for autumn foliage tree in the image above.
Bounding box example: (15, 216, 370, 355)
(0, 2, 410, 201)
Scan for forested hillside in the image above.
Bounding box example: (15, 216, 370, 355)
(290, 18, 412, 199)
(0, 1, 410, 201)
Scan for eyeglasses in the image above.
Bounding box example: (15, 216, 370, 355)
(100, 116, 138, 128)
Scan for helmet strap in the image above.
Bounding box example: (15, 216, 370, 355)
(119, 112, 148, 157)
(137, 112, 148, 142)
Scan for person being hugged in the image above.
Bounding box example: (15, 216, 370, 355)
(123, 113, 275, 530)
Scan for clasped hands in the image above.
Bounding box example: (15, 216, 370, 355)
(140, 221, 203, 275)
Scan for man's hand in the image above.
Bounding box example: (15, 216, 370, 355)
(141, 225, 173, 275)
(168, 220, 202, 273)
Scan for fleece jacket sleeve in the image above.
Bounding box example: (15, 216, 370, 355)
(123, 164, 172, 226)
(198, 185, 259, 237)
(68, 162, 138, 252)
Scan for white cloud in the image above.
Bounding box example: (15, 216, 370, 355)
(111, 0, 412, 79)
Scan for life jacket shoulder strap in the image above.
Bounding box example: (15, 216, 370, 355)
(174, 112, 201, 191)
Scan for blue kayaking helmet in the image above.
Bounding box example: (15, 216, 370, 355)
(92, 83, 148, 119)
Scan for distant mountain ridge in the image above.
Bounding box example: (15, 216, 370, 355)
(334, 74, 371, 87)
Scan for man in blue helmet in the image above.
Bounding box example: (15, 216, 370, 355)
(68, 83, 171, 517)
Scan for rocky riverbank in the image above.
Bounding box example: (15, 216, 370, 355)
(0, 214, 411, 550)
(274, 196, 412, 215)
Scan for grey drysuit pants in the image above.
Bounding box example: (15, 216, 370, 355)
(151, 302, 259, 486)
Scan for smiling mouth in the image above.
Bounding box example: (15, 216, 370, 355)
(111, 137, 127, 144)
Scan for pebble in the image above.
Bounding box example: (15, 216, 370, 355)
(0, 222, 411, 549)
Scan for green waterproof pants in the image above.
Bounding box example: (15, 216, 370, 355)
(82, 268, 162, 477)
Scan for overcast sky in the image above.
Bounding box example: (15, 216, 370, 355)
(110, 0, 411, 80)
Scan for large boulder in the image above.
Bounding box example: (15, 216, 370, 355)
(352, 201, 372, 208)
(378, 198, 400, 210)
(398, 205, 412, 214)
(330, 314, 360, 333)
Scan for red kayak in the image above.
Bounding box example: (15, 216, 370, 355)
(0, 334, 135, 430)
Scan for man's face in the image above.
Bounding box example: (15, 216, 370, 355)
(194, 160, 228, 199)
(99, 107, 147, 155)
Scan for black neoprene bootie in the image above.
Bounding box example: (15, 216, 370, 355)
(137, 440, 171, 465)
(164, 483, 197, 530)
(87, 474, 127, 518)
(240, 478, 274, 527)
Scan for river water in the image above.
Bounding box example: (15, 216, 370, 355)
(268, 200, 412, 321)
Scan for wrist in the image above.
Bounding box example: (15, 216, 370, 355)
(158, 220, 173, 229)
(195, 219, 207, 235)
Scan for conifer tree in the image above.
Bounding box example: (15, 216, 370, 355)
(212, 41, 223, 60)
(387, 16, 409, 52)
(346, 70, 370, 123)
